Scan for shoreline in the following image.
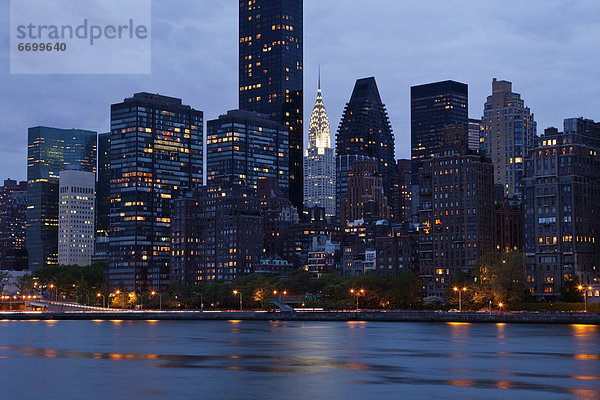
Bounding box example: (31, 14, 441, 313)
(1, 310, 599, 324)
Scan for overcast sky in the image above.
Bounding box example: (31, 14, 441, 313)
(1, 0, 599, 181)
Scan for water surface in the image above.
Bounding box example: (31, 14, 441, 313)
(0, 320, 598, 399)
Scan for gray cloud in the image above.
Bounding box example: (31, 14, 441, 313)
(1, 0, 599, 181)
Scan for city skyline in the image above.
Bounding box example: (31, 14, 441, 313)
(1, 1, 599, 181)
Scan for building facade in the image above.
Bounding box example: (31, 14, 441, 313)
(410, 80, 468, 184)
(468, 118, 482, 152)
(239, 0, 303, 210)
(523, 119, 600, 299)
(395, 159, 412, 226)
(170, 179, 263, 284)
(304, 80, 335, 218)
(481, 78, 536, 199)
(375, 228, 419, 277)
(108, 93, 203, 292)
(96, 132, 110, 236)
(494, 200, 523, 253)
(336, 77, 395, 221)
(207, 110, 289, 195)
(342, 159, 390, 223)
(26, 127, 97, 270)
(418, 125, 495, 298)
(58, 169, 96, 266)
(0, 179, 27, 270)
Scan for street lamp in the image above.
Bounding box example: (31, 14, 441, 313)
(498, 302, 504, 313)
(578, 285, 593, 312)
(453, 287, 467, 312)
(233, 290, 243, 311)
(350, 289, 364, 310)
(128, 292, 135, 309)
(49, 284, 58, 301)
(97, 293, 105, 308)
(114, 290, 123, 309)
(150, 291, 162, 310)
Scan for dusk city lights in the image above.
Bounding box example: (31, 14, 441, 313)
(1, 1, 599, 398)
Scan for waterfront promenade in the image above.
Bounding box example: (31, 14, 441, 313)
(2, 309, 599, 324)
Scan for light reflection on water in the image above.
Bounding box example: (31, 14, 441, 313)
(0, 320, 599, 399)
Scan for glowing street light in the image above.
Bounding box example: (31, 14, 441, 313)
(453, 286, 467, 312)
(150, 291, 162, 310)
(498, 302, 504, 313)
(578, 285, 593, 312)
(233, 290, 243, 311)
(97, 293, 106, 308)
(128, 292, 135, 310)
(350, 289, 365, 310)
(49, 284, 58, 301)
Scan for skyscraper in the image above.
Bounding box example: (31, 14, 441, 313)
(304, 77, 335, 218)
(207, 110, 289, 194)
(108, 93, 203, 292)
(239, 0, 303, 210)
(467, 118, 482, 152)
(395, 159, 412, 226)
(336, 77, 395, 221)
(58, 169, 95, 266)
(418, 124, 495, 298)
(0, 179, 27, 270)
(26, 127, 97, 270)
(410, 80, 468, 183)
(481, 78, 536, 198)
(96, 132, 110, 236)
(523, 119, 600, 300)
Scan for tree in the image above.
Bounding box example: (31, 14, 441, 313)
(473, 251, 532, 309)
(559, 276, 583, 302)
(16, 274, 35, 295)
(33, 262, 106, 303)
(0, 270, 8, 295)
(110, 291, 137, 308)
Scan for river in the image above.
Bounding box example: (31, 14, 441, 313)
(0, 320, 598, 399)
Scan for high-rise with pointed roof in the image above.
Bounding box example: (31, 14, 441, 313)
(308, 71, 330, 149)
(304, 73, 335, 217)
(335, 77, 395, 222)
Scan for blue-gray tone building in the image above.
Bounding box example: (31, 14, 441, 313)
(481, 79, 536, 199)
(523, 118, 600, 300)
(108, 93, 203, 292)
(239, 0, 303, 210)
(26, 126, 97, 270)
(207, 110, 289, 194)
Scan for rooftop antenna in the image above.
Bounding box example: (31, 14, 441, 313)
(318, 65, 321, 90)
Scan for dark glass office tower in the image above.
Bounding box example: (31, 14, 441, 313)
(96, 132, 110, 236)
(207, 110, 289, 194)
(0, 179, 28, 270)
(108, 93, 203, 292)
(26, 127, 97, 270)
(410, 80, 468, 183)
(239, 0, 303, 210)
(336, 77, 395, 222)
